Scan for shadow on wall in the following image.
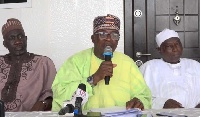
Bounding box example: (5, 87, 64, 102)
(0, 0, 27, 4)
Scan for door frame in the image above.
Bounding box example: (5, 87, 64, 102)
(124, 0, 147, 62)
(124, 0, 134, 58)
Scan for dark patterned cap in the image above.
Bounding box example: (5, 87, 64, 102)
(93, 14, 120, 33)
(2, 18, 24, 37)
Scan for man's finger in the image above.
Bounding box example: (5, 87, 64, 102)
(113, 64, 117, 68)
(132, 100, 142, 108)
(126, 101, 133, 109)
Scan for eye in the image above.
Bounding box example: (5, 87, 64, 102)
(18, 34, 25, 39)
(112, 33, 119, 37)
(165, 45, 172, 49)
(99, 32, 107, 35)
(175, 42, 181, 46)
(9, 36, 15, 40)
(98, 32, 108, 38)
(18, 35, 23, 39)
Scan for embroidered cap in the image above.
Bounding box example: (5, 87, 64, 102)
(2, 18, 24, 37)
(93, 14, 120, 33)
(156, 28, 179, 47)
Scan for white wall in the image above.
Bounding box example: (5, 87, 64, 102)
(0, 0, 124, 70)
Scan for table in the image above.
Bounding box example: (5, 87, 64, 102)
(143, 108, 200, 117)
(6, 111, 63, 117)
(5, 108, 200, 117)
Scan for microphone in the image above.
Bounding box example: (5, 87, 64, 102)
(103, 46, 113, 85)
(58, 83, 88, 115)
(0, 100, 5, 117)
(74, 84, 86, 116)
(58, 104, 74, 115)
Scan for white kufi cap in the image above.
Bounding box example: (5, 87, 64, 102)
(156, 28, 179, 47)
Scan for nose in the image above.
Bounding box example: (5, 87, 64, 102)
(104, 34, 112, 41)
(172, 45, 178, 52)
(14, 37, 23, 45)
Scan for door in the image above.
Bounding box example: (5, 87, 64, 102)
(124, 0, 200, 66)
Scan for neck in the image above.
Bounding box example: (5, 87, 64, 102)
(8, 52, 29, 62)
(163, 59, 180, 64)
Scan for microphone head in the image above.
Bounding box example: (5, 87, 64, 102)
(78, 83, 86, 92)
(103, 46, 112, 57)
(76, 84, 89, 105)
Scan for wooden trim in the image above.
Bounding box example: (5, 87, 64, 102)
(124, 0, 133, 58)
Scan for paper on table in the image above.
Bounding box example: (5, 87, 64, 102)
(156, 112, 188, 117)
(90, 106, 142, 117)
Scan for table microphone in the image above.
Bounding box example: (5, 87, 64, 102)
(58, 83, 88, 115)
(58, 104, 74, 115)
(103, 46, 113, 85)
(0, 100, 5, 117)
(74, 83, 86, 116)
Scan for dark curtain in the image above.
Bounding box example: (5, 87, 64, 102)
(3, 0, 27, 3)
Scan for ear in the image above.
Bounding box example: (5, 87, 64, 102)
(25, 36, 27, 41)
(91, 35, 95, 43)
(156, 47, 161, 53)
(3, 40, 7, 48)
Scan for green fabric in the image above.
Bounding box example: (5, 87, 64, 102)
(52, 48, 152, 111)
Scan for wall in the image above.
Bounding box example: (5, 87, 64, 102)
(0, 0, 124, 70)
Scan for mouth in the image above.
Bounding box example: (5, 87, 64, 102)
(104, 44, 112, 48)
(171, 54, 181, 59)
(173, 52, 181, 56)
(15, 45, 24, 51)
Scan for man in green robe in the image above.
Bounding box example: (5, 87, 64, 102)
(52, 14, 151, 111)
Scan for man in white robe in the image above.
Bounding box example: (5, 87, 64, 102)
(140, 28, 200, 109)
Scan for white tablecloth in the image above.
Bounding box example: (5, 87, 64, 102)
(143, 108, 200, 117)
(5, 108, 200, 117)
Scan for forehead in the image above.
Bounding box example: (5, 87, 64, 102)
(4, 29, 25, 38)
(96, 29, 119, 33)
(162, 37, 180, 45)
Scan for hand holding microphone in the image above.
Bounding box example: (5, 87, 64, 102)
(92, 46, 117, 85)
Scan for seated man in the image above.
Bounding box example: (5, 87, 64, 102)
(52, 14, 151, 111)
(140, 28, 200, 109)
(0, 18, 56, 111)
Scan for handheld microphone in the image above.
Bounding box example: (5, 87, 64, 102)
(103, 46, 113, 85)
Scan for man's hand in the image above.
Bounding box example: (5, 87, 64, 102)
(93, 61, 117, 85)
(30, 97, 52, 111)
(195, 103, 200, 108)
(30, 101, 46, 111)
(163, 99, 183, 108)
(126, 97, 144, 110)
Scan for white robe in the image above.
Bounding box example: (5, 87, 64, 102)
(139, 58, 200, 109)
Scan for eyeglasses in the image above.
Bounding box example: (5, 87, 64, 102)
(95, 31, 120, 41)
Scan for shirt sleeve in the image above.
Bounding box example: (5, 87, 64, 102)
(130, 62, 152, 109)
(139, 61, 167, 109)
(38, 57, 57, 101)
(152, 97, 168, 109)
